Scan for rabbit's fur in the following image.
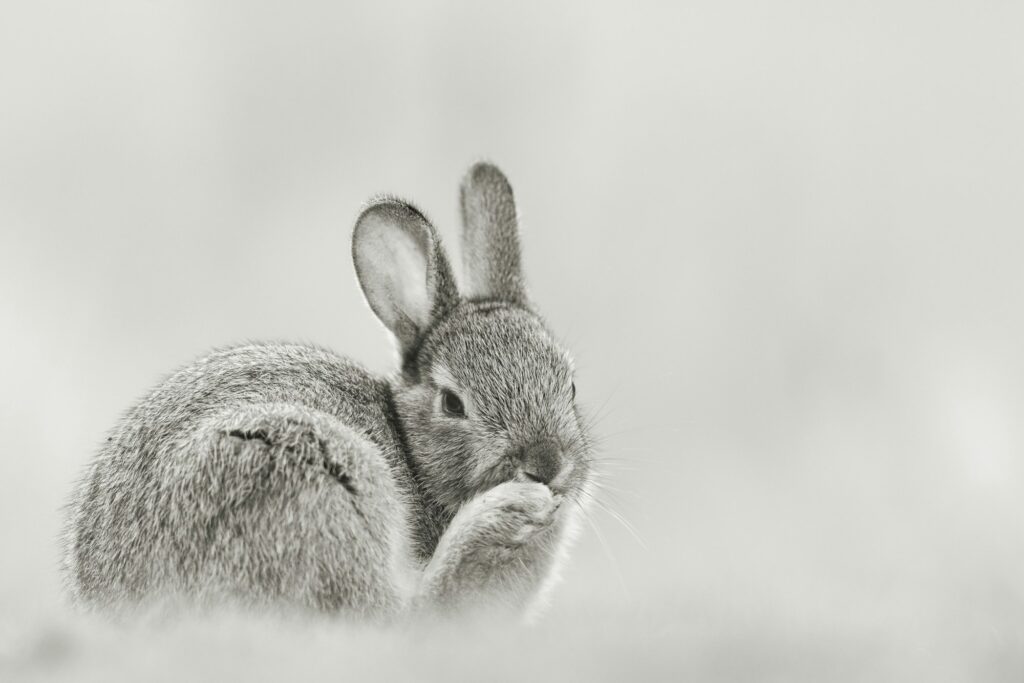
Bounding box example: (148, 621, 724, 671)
(62, 163, 592, 618)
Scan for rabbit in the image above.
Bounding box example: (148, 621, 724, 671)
(61, 162, 594, 619)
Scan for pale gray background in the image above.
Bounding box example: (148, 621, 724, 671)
(1, 1, 1022, 680)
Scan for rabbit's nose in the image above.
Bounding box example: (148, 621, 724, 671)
(519, 438, 563, 487)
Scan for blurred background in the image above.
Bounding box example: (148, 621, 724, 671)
(2, 1, 1023, 680)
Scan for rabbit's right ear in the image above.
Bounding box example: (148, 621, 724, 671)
(353, 200, 459, 353)
(459, 162, 527, 304)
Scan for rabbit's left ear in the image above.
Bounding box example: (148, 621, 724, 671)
(459, 162, 527, 304)
(352, 200, 459, 353)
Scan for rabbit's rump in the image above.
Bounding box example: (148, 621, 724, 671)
(68, 403, 410, 614)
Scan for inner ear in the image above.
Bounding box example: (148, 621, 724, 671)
(360, 219, 432, 328)
(352, 200, 457, 351)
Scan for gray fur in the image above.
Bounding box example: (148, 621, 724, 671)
(62, 162, 592, 619)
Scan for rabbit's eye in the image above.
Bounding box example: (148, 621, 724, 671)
(571, 381, 576, 400)
(441, 389, 466, 418)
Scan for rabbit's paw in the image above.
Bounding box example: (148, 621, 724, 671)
(467, 481, 561, 549)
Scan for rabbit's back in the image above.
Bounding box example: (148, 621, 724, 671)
(63, 343, 418, 610)
(125, 342, 396, 440)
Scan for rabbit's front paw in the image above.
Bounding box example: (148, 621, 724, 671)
(469, 481, 561, 549)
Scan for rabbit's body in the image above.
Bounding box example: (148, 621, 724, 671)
(66, 343, 425, 613)
(63, 164, 592, 618)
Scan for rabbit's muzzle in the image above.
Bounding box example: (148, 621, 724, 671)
(516, 437, 571, 492)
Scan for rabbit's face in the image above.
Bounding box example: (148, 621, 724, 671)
(352, 163, 592, 515)
(394, 302, 592, 512)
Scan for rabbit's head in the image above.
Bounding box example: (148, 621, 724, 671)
(353, 163, 592, 512)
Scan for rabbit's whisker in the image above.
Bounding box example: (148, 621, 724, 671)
(569, 496, 631, 601)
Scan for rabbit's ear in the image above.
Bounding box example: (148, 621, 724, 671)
(459, 162, 527, 304)
(353, 200, 459, 351)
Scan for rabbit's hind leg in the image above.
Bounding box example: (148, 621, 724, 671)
(168, 403, 409, 616)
